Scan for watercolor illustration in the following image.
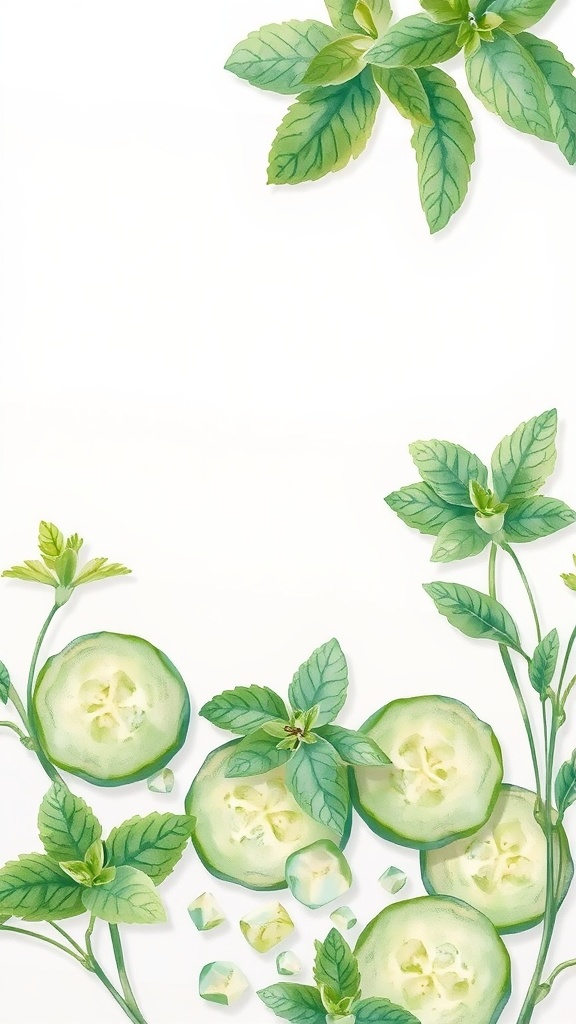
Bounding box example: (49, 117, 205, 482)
(1, 410, 576, 1022)
(224, 0, 576, 231)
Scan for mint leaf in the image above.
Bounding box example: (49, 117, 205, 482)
(302, 35, 371, 88)
(0, 854, 85, 921)
(483, 0, 556, 33)
(374, 67, 432, 125)
(529, 629, 559, 697)
(38, 783, 102, 863)
(225, 731, 294, 777)
(2, 560, 57, 586)
(82, 866, 166, 924)
(354, 0, 393, 37)
(431, 516, 490, 563)
(289, 638, 348, 726)
(0, 661, 10, 705)
(313, 928, 360, 1000)
(268, 69, 380, 185)
(423, 581, 522, 651)
(421, 0, 468, 21)
(286, 736, 349, 835)
(503, 496, 576, 542)
(72, 558, 131, 586)
(325, 0, 379, 34)
(366, 15, 461, 69)
(315, 725, 390, 765)
(105, 813, 194, 885)
(200, 685, 288, 735)
(355, 998, 421, 1023)
(466, 31, 553, 141)
(555, 755, 576, 817)
(225, 21, 341, 96)
(409, 440, 488, 507)
(385, 482, 468, 536)
(258, 983, 326, 1023)
(491, 410, 557, 504)
(518, 34, 576, 165)
(411, 67, 475, 234)
(38, 522, 65, 562)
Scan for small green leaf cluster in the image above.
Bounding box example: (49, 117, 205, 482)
(258, 927, 419, 1023)
(0, 782, 194, 926)
(2, 521, 131, 606)
(200, 638, 390, 836)
(225, 0, 576, 231)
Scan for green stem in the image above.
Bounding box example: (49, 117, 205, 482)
(558, 624, 576, 706)
(489, 545, 542, 801)
(502, 543, 542, 643)
(0, 922, 88, 965)
(543, 958, 576, 993)
(7, 685, 32, 734)
(50, 922, 90, 959)
(109, 924, 146, 1022)
(85, 918, 148, 1024)
(0, 720, 29, 742)
(24, 604, 66, 786)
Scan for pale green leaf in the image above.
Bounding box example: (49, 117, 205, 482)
(105, 813, 194, 885)
(268, 69, 380, 185)
(38, 522, 65, 560)
(82, 865, 166, 924)
(258, 983, 326, 1023)
(483, 0, 557, 34)
(326, 0, 371, 34)
(315, 724, 390, 765)
(465, 30, 554, 141)
(200, 685, 288, 734)
(354, 0, 392, 36)
(491, 409, 557, 503)
(385, 482, 468, 535)
(373, 66, 432, 124)
(289, 638, 348, 726)
(412, 66, 475, 233)
(313, 928, 361, 999)
(366, 15, 461, 69)
(529, 628, 559, 696)
(423, 580, 522, 650)
(420, 0, 468, 22)
(224, 21, 341, 95)
(503, 496, 576, 542)
(518, 34, 576, 164)
(302, 35, 371, 88)
(409, 439, 488, 506)
(431, 515, 490, 562)
(225, 731, 294, 777)
(38, 783, 102, 863)
(0, 854, 85, 921)
(285, 736, 350, 835)
(2, 560, 57, 586)
(0, 662, 10, 705)
(72, 558, 131, 586)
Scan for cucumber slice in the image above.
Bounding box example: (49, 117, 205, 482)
(33, 632, 190, 786)
(421, 784, 574, 933)
(355, 895, 511, 1024)
(351, 696, 503, 849)
(185, 740, 350, 890)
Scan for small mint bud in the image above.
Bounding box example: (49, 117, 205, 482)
(475, 511, 505, 535)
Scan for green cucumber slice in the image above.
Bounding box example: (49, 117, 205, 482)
(185, 740, 351, 890)
(421, 784, 574, 933)
(33, 632, 190, 786)
(351, 695, 503, 849)
(355, 895, 511, 1024)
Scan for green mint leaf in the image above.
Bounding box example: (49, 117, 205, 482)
(315, 725, 390, 765)
(325, 0, 374, 34)
(411, 67, 475, 234)
(302, 35, 371, 88)
(38, 522, 65, 560)
(289, 638, 348, 726)
(314, 928, 361, 1001)
(374, 67, 432, 125)
(38, 783, 102, 863)
(200, 685, 288, 735)
(225, 731, 294, 777)
(518, 34, 576, 165)
(423, 581, 522, 651)
(105, 813, 194, 885)
(59, 860, 95, 886)
(0, 915, 11, 925)
(355, 998, 421, 1023)
(0, 854, 85, 921)
(257, 983, 326, 1023)
(354, 0, 392, 38)
(483, 0, 556, 34)
(529, 629, 559, 697)
(55, 548, 78, 587)
(431, 516, 490, 563)
(2, 560, 57, 587)
(285, 736, 350, 835)
(385, 482, 468, 536)
(84, 840, 105, 878)
(0, 661, 11, 705)
(420, 0, 468, 22)
(72, 558, 131, 587)
(66, 533, 84, 552)
(268, 69, 380, 185)
(225, 21, 341, 96)
(82, 865, 166, 924)
(491, 409, 557, 504)
(562, 572, 576, 592)
(366, 15, 461, 69)
(262, 719, 294, 738)
(555, 755, 576, 816)
(408, 440, 488, 507)
(465, 31, 553, 141)
(503, 496, 576, 543)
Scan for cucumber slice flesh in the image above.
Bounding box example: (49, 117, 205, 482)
(352, 696, 502, 848)
(186, 741, 348, 890)
(355, 896, 510, 1024)
(422, 785, 574, 933)
(33, 632, 189, 785)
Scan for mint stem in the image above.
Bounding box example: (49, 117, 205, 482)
(109, 923, 147, 1022)
(24, 603, 66, 786)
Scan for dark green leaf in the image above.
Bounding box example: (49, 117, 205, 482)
(200, 685, 288, 735)
(431, 515, 490, 563)
(0, 661, 10, 705)
(529, 629, 559, 696)
(38, 783, 102, 863)
(225, 731, 294, 777)
(105, 813, 194, 885)
(423, 581, 522, 651)
(258, 983, 326, 1023)
(82, 865, 166, 924)
(355, 998, 421, 1023)
(483, 0, 557, 34)
(518, 34, 576, 164)
(289, 638, 348, 726)
(408, 440, 488, 507)
(315, 724, 390, 765)
(313, 927, 360, 1000)
(0, 854, 85, 921)
(466, 31, 553, 141)
(285, 736, 350, 835)
(556, 756, 576, 816)
(491, 410, 557, 503)
(385, 482, 468, 536)
(503, 496, 576, 542)
(366, 15, 461, 69)
(224, 21, 341, 96)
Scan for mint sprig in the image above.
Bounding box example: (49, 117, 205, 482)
(200, 639, 389, 835)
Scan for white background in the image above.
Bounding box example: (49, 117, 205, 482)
(1, 0, 576, 1022)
